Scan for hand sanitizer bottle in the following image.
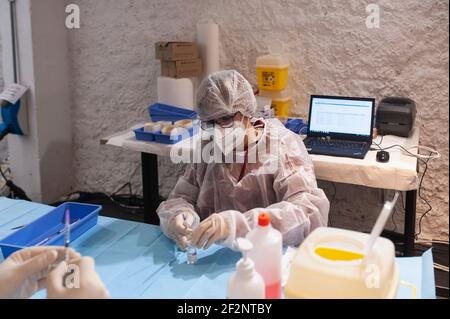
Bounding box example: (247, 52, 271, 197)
(246, 212, 282, 299)
(227, 238, 265, 299)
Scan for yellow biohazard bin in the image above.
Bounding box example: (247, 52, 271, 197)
(258, 89, 292, 118)
(256, 55, 289, 91)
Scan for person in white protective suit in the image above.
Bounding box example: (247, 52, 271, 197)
(157, 70, 329, 251)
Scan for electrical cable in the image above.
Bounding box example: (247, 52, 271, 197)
(371, 135, 384, 150)
(370, 143, 440, 160)
(400, 191, 405, 210)
(391, 206, 398, 232)
(414, 153, 433, 238)
(370, 140, 440, 239)
(327, 182, 337, 227)
(0, 164, 30, 201)
(56, 190, 144, 213)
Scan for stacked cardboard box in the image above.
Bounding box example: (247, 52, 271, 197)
(155, 42, 202, 78)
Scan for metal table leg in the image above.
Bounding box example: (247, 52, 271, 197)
(404, 190, 417, 256)
(141, 153, 160, 225)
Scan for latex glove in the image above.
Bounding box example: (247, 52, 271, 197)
(190, 213, 230, 249)
(0, 246, 80, 299)
(167, 212, 196, 251)
(47, 256, 110, 299)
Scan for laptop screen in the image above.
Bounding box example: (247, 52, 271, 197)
(308, 95, 375, 141)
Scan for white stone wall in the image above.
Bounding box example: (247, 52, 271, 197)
(53, 0, 449, 240)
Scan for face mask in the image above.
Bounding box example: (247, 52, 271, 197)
(214, 121, 247, 158)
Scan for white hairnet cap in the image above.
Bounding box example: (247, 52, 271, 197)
(196, 70, 257, 121)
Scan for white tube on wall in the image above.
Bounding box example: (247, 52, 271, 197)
(157, 76, 194, 110)
(196, 23, 220, 80)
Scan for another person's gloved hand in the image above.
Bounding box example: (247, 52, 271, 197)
(47, 256, 109, 299)
(0, 246, 80, 299)
(167, 212, 196, 251)
(190, 213, 230, 249)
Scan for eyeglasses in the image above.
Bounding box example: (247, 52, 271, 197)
(200, 114, 237, 130)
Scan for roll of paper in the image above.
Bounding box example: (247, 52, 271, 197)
(157, 76, 194, 110)
(196, 23, 220, 79)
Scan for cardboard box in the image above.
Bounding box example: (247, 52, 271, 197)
(161, 59, 203, 78)
(155, 42, 198, 61)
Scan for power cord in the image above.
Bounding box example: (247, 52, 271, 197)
(370, 138, 441, 160)
(370, 138, 441, 239)
(0, 164, 31, 201)
(414, 152, 433, 239)
(58, 190, 144, 211)
(371, 135, 384, 150)
(326, 182, 337, 227)
(391, 205, 398, 232)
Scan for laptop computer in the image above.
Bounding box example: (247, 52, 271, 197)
(304, 95, 375, 159)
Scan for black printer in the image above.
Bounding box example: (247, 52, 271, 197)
(376, 97, 416, 137)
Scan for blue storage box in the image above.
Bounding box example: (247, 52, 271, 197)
(0, 202, 101, 258)
(134, 124, 199, 144)
(133, 127, 156, 142)
(149, 103, 197, 122)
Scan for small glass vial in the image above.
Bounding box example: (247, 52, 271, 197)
(186, 245, 197, 264)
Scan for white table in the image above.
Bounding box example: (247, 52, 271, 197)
(101, 125, 420, 255)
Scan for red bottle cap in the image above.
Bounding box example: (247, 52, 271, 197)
(258, 213, 270, 227)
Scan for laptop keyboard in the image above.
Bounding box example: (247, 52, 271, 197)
(304, 137, 369, 159)
(306, 139, 366, 150)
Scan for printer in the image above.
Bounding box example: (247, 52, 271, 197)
(376, 97, 416, 137)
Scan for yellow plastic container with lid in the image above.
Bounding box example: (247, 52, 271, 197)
(256, 55, 289, 91)
(284, 227, 399, 299)
(258, 89, 292, 118)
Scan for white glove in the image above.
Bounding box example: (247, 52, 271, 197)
(167, 212, 196, 251)
(46, 256, 109, 299)
(0, 246, 80, 299)
(190, 213, 230, 249)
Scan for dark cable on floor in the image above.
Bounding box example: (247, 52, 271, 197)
(53, 190, 144, 217)
(400, 191, 405, 210)
(391, 206, 398, 232)
(0, 165, 31, 201)
(327, 182, 337, 227)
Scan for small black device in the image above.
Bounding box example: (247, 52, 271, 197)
(376, 150, 390, 163)
(304, 95, 375, 159)
(376, 97, 416, 137)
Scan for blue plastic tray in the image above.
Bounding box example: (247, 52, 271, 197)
(0, 202, 101, 258)
(134, 125, 199, 144)
(149, 103, 197, 122)
(134, 127, 156, 142)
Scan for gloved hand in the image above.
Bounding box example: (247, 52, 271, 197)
(167, 212, 196, 251)
(47, 256, 110, 299)
(190, 213, 230, 249)
(0, 246, 80, 299)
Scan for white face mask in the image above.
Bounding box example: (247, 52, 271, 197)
(213, 121, 247, 158)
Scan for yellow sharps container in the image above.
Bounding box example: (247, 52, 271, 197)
(256, 55, 289, 91)
(258, 89, 292, 118)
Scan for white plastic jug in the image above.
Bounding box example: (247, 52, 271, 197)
(284, 227, 399, 299)
(246, 213, 282, 299)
